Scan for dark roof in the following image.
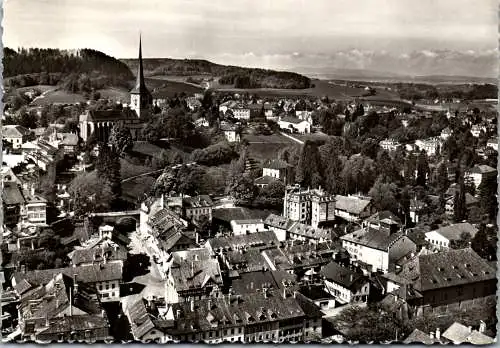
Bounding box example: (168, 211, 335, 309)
(87, 108, 138, 122)
(212, 207, 272, 223)
(467, 164, 496, 174)
(320, 262, 368, 291)
(182, 195, 213, 208)
(288, 222, 330, 241)
(366, 210, 402, 226)
(126, 298, 157, 339)
(167, 290, 309, 336)
(13, 263, 123, 286)
(2, 182, 25, 205)
(170, 257, 222, 292)
(208, 230, 279, 252)
(263, 159, 289, 170)
(341, 227, 409, 251)
(387, 248, 495, 292)
(294, 292, 324, 319)
(70, 243, 128, 266)
(225, 248, 269, 273)
(230, 270, 279, 295)
(264, 214, 297, 230)
(298, 285, 333, 301)
(36, 315, 109, 336)
(335, 195, 371, 215)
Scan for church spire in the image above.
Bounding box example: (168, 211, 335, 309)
(134, 33, 146, 92)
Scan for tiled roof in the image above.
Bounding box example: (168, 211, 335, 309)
(60, 133, 79, 146)
(208, 230, 279, 252)
(167, 290, 308, 335)
(467, 164, 496, 174)
(170, 257, 222, 292)
(87, 108, 139, 121)
(13, 263, 123, 286)
(428, 222, 478, 241)
(182, 195, 213, 209)
(3, 125, 32, 138)
(279, 116, 307, 124)
(366, 210, 402, 226)
(212, 207, 272, 223)
(264, 214, 297, 230)
(70, 243, 127, 266)
(263, 159, 289, 170)
(443, 322, 495, 344)
(388, 248, 495, 292)
(231, 219, 264, 225)
(288, 222, 330, 241)
(2, 182, 25, 205)
(229, 270, 279, 295)
(403, 329, 441, 344)
(126, 298, 158, 339)
(254, 175, 280, 185)
(334, 195, 371, 215)
(225, 248, 268, 273)
(148, 208, 187, 235)
(320, 262, 368, 291)
(36, 315, 109, 336)
(341, 227, 407, 251)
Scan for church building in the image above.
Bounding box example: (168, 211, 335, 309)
(78, 36, 153, 142)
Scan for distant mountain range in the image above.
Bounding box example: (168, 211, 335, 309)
(287, 49, 497, 84)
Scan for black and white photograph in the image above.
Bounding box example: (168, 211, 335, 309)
(0, 0, 498, 344)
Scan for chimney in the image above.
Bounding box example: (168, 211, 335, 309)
(467, 326, 472, 333)
(283, 288, 287, 299)
(73, 274, 78, 293)
(435, 328, 441, 340)
(101, 309, 106, 317)
(429, 332, 434, 339)
(479, 321, 486, 333)
(45, 313, 49, 327)
(190, 299, 195, 312)
(196, 232, 199, 244)
(176, 309, 181, 319)
(191, 261, 194, 277)
(161, 194, 164, 209)
(250, 282, 254, 290)
(207, 299, 211, 310)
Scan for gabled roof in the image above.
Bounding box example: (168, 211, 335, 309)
(403, 328, 441, 344)
(3, 125, 32, 138)
(264, 214, 297, 230)
(443, 322, 495, 344)
(2, 182, 25, 205)
(36, 315, 109, 336)
(263, 159, 289, 170)
(208, 230, 279, 252)
(182, 195, 213, 208)
(126, 298, 158, 339)
(334, 195, 371, 215)
(320, 262, 368, 291)
(288, 222, 330, 241)
(279, 116, 308, 124)
(427, 222, 478, 241)
(467, 164, 496, 174)
(59, 133, 79, 146)
(341, 227, 407, 251)
(387, 248, 495, 292)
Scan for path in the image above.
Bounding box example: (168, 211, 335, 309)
(279, 132, 304, 145)
(121, 162, 197, 183)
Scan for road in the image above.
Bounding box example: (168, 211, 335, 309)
(121, 162, 197, 183)
(279, 132, 304, 145)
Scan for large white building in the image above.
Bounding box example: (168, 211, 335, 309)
(283, 186, 335, 228)
(465, 164, 497, 189)
(278, 117, 311, 134)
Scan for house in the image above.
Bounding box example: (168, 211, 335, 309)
(415, 137, 442, 157)
(485, 137, 498, 151)
(442, 321, 494, 344)
(283, 187, 336, 228)
(334, 195, 373, 223)
(182, 195, 213, 223)
(220, 123, 241, 143)
(382, 248, 496, 314)
(262, 159, 289, 181)
(22, 139, 59, 171)
(12, 262, 124, 303)
(165, 249, 223, 304)
(445, 192, 479, 218)
(470, 124, 485, 138)
(2, 125, 33, 149)
(263, 103, 274, 119)
(186, 97, 202, 111)
(2, 182, 26, 226)
(206, 231, 279, 254)
(424, 223, 478, 250)
(58, 133, 79, 155)
(409, 199, 427, 224)
(379, 139, 402, 152)
(264, 214, 297, 242)
(232, 104, 251, 120)
(21, 188, 48, 226)
(321, 262, 370, 304)
(465, 164, 497, 189)
(230, 219, 267, 236)
(254, 175, 280, 188)
(297, 285, 336, 311)
(163, 289, 321, 343)
(340, 224, 416, 274)
(287, 222, 330, 244)
(194, 117, 209, 128)
(278, 117, 311, 134)
(68, 239, 128, 267)
(16, 272, 111, 342)
(123, 298, 173, 343)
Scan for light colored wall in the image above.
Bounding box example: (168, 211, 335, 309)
(425, 231, 450, 249)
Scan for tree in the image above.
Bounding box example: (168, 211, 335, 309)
(477, 175, 497, 221)
(453, 178, 467, 222)
(341, 155, 376, 194)
(295, 140, 324, 189)
(435, 162, 449, 195)
(109, 122, 133, 156)
(96, 144, 122, 202)
(450, 232, 472, 249)
(226, 174, 257, 205)
(471, 224, 496, 260)
(369, 177, 398, 213)
(330, 305, 407, 343)
(69, 171, 114, 217)
(416, 150, 430, 187)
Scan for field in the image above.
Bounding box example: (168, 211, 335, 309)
(291, 132, 330, 143)
(243, 133, 299, 162)
(30, 88, 86, 106)
(97, 87, 130, 103)
(146, 77, 204, 97)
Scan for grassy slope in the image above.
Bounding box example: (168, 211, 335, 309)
(244, 133, 299, 162)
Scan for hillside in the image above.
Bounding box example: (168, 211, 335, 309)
(3, 47, 134, 92)
(121, 58, 311, 89)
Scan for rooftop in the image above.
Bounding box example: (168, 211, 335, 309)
(427, 222, 478, 241)
(335, 195, 371, 215)
(341, 227, 407, 251)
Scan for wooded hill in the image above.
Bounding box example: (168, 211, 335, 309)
(121, 58, 311, 89)
(3, 47, 134, 92)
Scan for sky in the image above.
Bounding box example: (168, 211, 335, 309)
(3, 0, 498, 75)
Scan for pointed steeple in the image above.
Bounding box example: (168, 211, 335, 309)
(132, 33, 147, 93)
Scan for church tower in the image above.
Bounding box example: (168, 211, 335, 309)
(130, 34, 152, 119)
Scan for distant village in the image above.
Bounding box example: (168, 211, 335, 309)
(1, 38, 498, 344)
